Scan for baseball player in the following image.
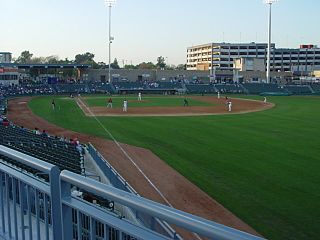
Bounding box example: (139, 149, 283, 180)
(228, 101, 232, 112)
(138, 92, 142, 101)
(107, 98, 113, 108)
(123, 99, 128, 112)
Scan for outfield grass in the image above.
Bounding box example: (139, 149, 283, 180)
(83, 95, 214, 108)
(29, 95, 320, 240)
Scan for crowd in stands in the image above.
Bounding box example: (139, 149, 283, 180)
(0, 97, 7, 115)
(0, 81, 320, 97)
(0, 116, 84, 178)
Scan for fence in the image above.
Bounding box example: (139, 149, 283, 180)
(0, 145, 265, 240)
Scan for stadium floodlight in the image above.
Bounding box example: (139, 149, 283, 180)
(264, 0, 278, 83)
(105, 0, 116, 83)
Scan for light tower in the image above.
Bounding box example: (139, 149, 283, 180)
(265, 0, 278, 84)
(105, 0, 116, 83)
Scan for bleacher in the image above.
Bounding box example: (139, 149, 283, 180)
(185, 84, 217, 94)
(215, 84, 244, 94)
(149, 81, 183, 89)
(87, 82, 115, 94)
(0, 124, 83, 176)
(283, 85, 313, 95)
(1, 81, 319, 97)
(310, 84, 320, 93)
(242, 83, 285, 94)
(0, 97, 7, 114)
(113, 82, 146, 90)
(52, 83, 88, 94)
(0, 84, 54, 96)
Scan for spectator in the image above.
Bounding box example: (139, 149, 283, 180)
(2, 118, 9, 126)
(41, 130, 48, 137)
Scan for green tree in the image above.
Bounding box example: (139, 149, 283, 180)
(74, 52, 95, 64)
(29, 57, 45, 64)
(176, 64, 186, 70)
(74, 52, 99, 68)
(137, 62, 156, 69)
(45, 55, 60, 64)
(156, 56, 166, 69)
(15, 51, 33, 64)
(110, 58, 120, 69)
(97, 62, 106, 68)
(124, 64, 137, 69)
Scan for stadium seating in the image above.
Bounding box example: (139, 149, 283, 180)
(0, 97, 7, 114)
(0, 81, 318, 97)
(0, 124, 83, 176)
(52, 83, 88, 94)
(215, 84, 244, 93)
(310, 84, 320, 93)
(242, 83, 285, 94)
(0, 84, 54, 96)
(185, 84, 217, 94)
(149, 81, 183, 89)
(283, 85, 313, 95)
(86, 82, 115, 94)
(113, 82, 146, 90)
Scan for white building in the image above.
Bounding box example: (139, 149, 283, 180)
(0, 52, 19, 85)
(234, 58, 265, 72)
(0, 52, 12, 63)
(187, 43, 320, 72)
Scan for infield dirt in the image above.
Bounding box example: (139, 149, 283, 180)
(78, 96, 273, 116)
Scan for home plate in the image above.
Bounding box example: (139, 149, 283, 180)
(18, 102, 27, 104)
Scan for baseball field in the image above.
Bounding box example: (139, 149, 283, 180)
(25, 95, 320, 240)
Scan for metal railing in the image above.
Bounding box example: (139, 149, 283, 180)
(0, 145, 62, 240)
(0, 145, 265, 240)
(87, 144, 180, 239)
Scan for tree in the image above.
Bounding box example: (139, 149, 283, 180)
(15, 51, 33, 64)
(74, 52, 95, 64)
(74, 52, 100, 68)
(45, 55, 60, 64)
(176, 64, 186, 70)
(124, 64, 137, 69)
(97, 62, 106, 68)
(29, 57, 45, 64)
(156, 56, 166, 69)
(137, 62, 156, 70)
(110, 58, 120, 69)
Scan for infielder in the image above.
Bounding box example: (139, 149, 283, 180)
(123, 99, 128, 112)
(107, 98, 113, 108)
(228, 101, 232, 112)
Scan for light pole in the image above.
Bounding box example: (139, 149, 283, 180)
(265, 0, 278, 84)
(105, 0, 116, 83)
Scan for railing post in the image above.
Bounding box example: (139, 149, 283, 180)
(49, 166, 63, 240)
(60, 179, 73, 240)
(0, 171, 5, 235)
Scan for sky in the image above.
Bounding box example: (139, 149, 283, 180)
(1, 0, 319, 66)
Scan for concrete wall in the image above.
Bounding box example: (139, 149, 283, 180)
(88, 69, 210, 82)
(88, 69, 293, 84)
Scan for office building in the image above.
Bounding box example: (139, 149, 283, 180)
(186, 43, 320, 72)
